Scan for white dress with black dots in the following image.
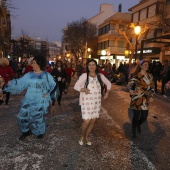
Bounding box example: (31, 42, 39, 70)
(81, 76, 101, 120)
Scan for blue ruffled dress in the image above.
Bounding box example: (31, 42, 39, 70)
(4, 71, 57, 136)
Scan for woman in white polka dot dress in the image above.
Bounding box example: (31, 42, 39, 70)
(74, 59, 111, 146)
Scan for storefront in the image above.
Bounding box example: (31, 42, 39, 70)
(137, 47, 161, 60)
(99, 54, 132, 67)
(140, 34, 170, 62)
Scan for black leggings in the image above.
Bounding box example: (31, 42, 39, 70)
(132, 110, 148, 130)
(2, 91, 10, 104)
(52, 83, 64, 105)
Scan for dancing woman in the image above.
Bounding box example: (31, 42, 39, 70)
(74, 59, 111, 145)
(127, 59, 155, 138)
(4, 55, 57, 140)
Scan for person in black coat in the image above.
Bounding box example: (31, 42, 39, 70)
(51, 61, 67, 105)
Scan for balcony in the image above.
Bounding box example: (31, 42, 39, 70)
(108, 30, 119, 36)
(108, 46, 126, 53)
(98, 47, 127, 55)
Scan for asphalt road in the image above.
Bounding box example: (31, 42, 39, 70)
(0, 76, 170, 170)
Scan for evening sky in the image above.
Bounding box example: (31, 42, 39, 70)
(11, 0, 140, 42)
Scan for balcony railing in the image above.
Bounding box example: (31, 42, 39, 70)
(98, 47, 127, 55)
(108, 46, 126, 53)
(108, 30, 119, 36)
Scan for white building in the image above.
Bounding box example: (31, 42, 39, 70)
(87, 4, 116, 27)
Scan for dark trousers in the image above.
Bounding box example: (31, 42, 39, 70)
(52, 82, 64, 105)
(2, 91, 10, 105)
(57, 84, 63, 103)
(5, 92, 10, 104)
(132, 110, 148, 131)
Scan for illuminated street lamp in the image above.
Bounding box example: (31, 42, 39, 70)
(66, 53, 70, 58)
(101, 50, 106, 56)
(87, 48, 91, 53)
(125, 50, 130, 57)
(134, 24, 141, 61)
(101, 50, 107, 64)
(87, 48, 91, 58)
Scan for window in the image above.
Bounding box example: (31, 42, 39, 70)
(118, 41, 123, 47)
(140, 8, 147, 20)
(98, 24, 110, 36)
(110, 24, 115, 30)
(148, 4, 156, 18)
(105, 24, 110, 33)
(156, 2, 164, 14)
(133, 12, 139, 22)
(109, 40, 114, 47)
(119, 25, 124, 31)
(98, 41, 109, 50)
(154, 29, 162, 37)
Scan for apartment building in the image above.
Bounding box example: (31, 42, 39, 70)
(62, 3, 116, 64)
(48, 41, 61, 64)
(97, 12, 131, 66)
(0, 0, 11, 58)
(87, 4, 116, 28)
(12, 36, 61, 63)
(129, 0, 170, 61)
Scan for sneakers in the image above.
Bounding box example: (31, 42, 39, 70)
(86, 138, 92, 146)
(79, 137, 84, 146)
(37, 134, 44, 139)
(78, 140, 83, 146)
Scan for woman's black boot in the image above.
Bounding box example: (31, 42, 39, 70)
(19, 131, 31, 140)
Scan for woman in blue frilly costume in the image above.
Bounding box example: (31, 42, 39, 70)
(4, 55, 57, 140)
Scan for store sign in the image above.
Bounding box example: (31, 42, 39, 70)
(137, 49, 153, 54)
(100, 55, 114, 60)
(137, 48, 160, 54)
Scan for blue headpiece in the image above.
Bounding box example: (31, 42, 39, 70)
(139, 59, 148, 66)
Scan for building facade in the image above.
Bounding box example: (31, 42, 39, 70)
(97, 12, 131, 66)
(62, 3, 116, 64)
(129, 0, 170, 62)
(0, 0, 11, 58)
(12, 36, 61, 63)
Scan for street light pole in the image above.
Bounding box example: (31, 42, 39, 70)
(135, 35, 138, 61)
(134, 24, 141, 61)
